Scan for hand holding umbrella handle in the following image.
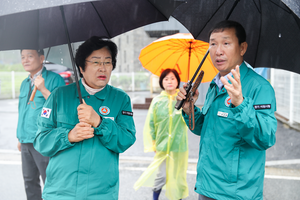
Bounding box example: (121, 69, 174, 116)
(29, 74, 42, 103)
(175, 70, 204, 110)
(175, 81, 192, 110)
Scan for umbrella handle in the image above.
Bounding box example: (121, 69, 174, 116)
(175, 70, 204, 110)
(29, 86, 37, 102)
(175, 81, 192, 110)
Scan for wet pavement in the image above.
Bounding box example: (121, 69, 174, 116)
(0, 95, 300, 200)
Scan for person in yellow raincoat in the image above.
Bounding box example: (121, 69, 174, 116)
(134, 68, 189, 200)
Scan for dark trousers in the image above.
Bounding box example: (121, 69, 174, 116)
(21, 143, 49, 200)
(153, 160, 166, 192)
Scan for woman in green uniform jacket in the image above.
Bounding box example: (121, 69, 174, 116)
(33, 36, 136, 200)
(134, 69, 189, 200)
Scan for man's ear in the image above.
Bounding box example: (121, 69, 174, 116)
(240, 42, 248, 57)
(40, 55, 45, 64)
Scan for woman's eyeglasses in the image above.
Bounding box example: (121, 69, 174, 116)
(85, 60, 112, 68)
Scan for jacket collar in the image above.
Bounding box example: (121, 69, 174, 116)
(26, 66, 47, 83)
(77, 79, 108, 100)
(239, 61, 248, 83)
(209, 61, 249, 89)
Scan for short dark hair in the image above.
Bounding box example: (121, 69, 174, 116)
(75, 36, 118, 77)
(20, 49, 44, 56)
(209, 20, 246, 44)
(159, 68, 181, 90)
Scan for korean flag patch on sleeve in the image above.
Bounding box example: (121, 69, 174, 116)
(41, 108, 52, 118)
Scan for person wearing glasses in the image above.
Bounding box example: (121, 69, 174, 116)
(33, 36, 136, 200)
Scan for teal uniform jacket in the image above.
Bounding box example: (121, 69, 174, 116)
(17, 67, 65, 143)
(33, 80, 136, 200)
(183, 62, 277, 200)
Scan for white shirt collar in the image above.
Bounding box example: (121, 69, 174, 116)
(29, 66, 44, 86)
(81, 78, 105, 95)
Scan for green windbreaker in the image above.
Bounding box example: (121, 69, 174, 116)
(184, 62, 277, 200)
(33, 80, 136, 200)
(17, 67, 65, 143)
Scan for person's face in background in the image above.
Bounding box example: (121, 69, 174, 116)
(162, 72, 178, 94)
(21, 49, 44, 77)
(209, 28, 247, 76)
(80, 47, 113, 89)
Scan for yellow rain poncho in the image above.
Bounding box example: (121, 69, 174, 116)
(134, 90, 189, 200)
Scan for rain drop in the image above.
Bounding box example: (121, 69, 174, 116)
(279, 33, 281, 38)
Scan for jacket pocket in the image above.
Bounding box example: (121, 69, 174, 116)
(34, 96, 45, 110)
(230, 147, 240, 183)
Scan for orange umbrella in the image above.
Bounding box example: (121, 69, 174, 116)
(139, 33, 218, 83)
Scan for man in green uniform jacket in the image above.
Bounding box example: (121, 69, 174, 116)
(17, 49, 65, 200)
(177, 20, 277, 200)
(33, 36, 136, 200)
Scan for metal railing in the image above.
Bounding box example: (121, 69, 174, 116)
(271, 68, 300, 125)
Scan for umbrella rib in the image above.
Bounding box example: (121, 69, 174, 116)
(253, 0, 261, 14)
(147, 44, 187, 75)
(90, 2, 111, 38)
(140, 42, 187, 62)
(269, 0, 292, 12)
(193, 43, 209, 54)
(194, 49, 217, 74)
(143, 45, 182, 71)
(147, 0, 168, 19)
(157, 46, 187, 74)
(195, 0, 229, 39)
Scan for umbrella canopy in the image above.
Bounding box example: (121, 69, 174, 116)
(139, 33, 218, 83)
(0, 0, 184, 103)
(281, 0, 300, 18)
(172, 0, 300, 74)
(0, 0, 184, 50)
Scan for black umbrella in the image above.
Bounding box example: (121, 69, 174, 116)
(0, 0, 184, 103)
(172, 0, 300, 74)
(281, 0, 300, 18)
